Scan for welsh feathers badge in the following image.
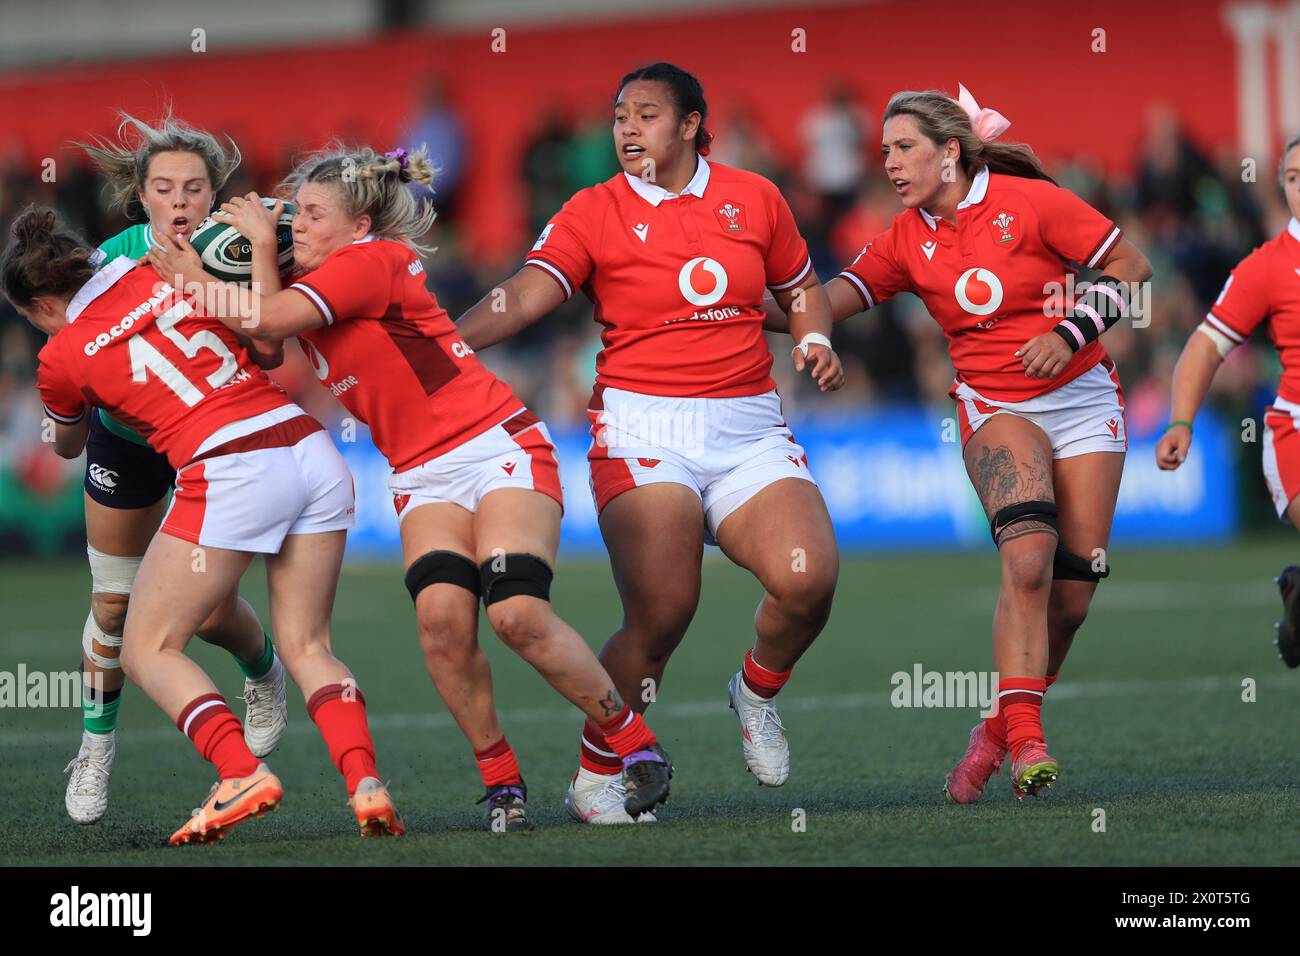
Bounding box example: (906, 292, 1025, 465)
(989, 210, 1018, 246)
(715, 201, 746, 235)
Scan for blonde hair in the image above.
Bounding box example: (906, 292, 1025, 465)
(278, 144, 438, 253)
(77, 111, 241, 214)
(883, 90, 1055, 184)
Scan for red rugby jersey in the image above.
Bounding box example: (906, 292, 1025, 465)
(525, 157, 812, 398)
(838, 168, 1123, 402)
(290, 238, 523, 472)
(38, 257, 291, 469)
(1204, 218, 1300, 403)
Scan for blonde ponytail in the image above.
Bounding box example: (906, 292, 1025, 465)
(279, 144, 439, 253)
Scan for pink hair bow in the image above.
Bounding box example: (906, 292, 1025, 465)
(957, 84, 1011, 142)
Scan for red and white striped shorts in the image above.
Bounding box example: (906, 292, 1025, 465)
(161, 404, 355, 553)
(388, 409, 564, 522)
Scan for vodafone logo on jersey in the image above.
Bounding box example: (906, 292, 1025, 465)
(301, 339, 330, 381)
(301, 339, 358, 396)
(954, 268, 1004, 318)
(678, 257, 729, 307)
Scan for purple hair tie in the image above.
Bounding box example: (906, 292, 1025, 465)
(385, 148, 409, 173)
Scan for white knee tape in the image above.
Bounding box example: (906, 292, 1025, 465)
(87, 544, 142, 595)
(82, 612, 123, 670)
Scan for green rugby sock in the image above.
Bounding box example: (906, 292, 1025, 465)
(237, 632, 276, 681)
(82, 681, 121, 735)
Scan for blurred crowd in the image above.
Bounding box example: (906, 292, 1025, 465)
(1, 84, 1295, 527)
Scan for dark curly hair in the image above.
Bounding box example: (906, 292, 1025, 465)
(1, 207, 95, 310)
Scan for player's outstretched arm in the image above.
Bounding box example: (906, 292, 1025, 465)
(146, 231, 321, 342)
(1156, 329, 1224, 470)
(775, 274, 844, 391)
(456, 266, 565, 351)
(763, 275, 864, 333)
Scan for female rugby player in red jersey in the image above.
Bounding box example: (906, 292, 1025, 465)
(61, 114, 286, 827)
(799, 86, 1151, 800)
(148, 144, 676, 829)
(456, 62, 846, 823)
(1158, 133, 1300, 667)
(4, 208, 402, 844)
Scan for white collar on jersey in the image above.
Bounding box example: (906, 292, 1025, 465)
(919, 165, 991, 232)
(1289, 217, 1300, 242)
(65, 255, 136, 324)
(353, 234, 378, 244)
(623, 155, 711, 206)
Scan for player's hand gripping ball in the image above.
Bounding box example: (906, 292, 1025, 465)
(187, 195, 296, 282)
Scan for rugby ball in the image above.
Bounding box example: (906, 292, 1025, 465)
(189, 198, 296, 282)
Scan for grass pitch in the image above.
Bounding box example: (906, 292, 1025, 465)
(2, 539, 1298, 866)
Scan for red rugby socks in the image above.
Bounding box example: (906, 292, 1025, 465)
(741, 647, 792, 699)
(579, 719, 624, 775)
(474, 737, 523, 788)
(984, 671, 1056, 750)
(599, 706, 658, 760)
(178, 693, 259, 780)
(308, 683, 379, 795)
(998, 677, 1049, 758)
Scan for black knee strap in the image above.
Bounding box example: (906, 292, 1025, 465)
(990, 500, 1059, 546)
(1054, 546, 1110, 582)
(479, 553, 553, 607)
(405, 550, 481, 602)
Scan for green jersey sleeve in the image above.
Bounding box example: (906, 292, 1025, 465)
(96, 224, 154, 264)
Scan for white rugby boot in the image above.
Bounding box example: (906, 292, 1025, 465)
(565, 767, 656, 824)
(242, 656, 288, 758)
(727, 672, 790, 786)
(64, 730, 115, 824)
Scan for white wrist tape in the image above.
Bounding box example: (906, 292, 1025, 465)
(1195, 321, 1238, 359)
(87, 544, 141, 595)
(794, 332, 833, 357)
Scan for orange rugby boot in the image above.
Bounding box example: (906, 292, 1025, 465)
(169, 763, 282, 846)
(349, 777, 405, 837)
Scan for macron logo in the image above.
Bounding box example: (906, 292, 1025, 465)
(632, 223, 649, 243)
(50, 886, 151, 937)
(920, 241, 937, 261)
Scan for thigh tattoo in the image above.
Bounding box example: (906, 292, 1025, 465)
(970, 444, 1053, 517)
